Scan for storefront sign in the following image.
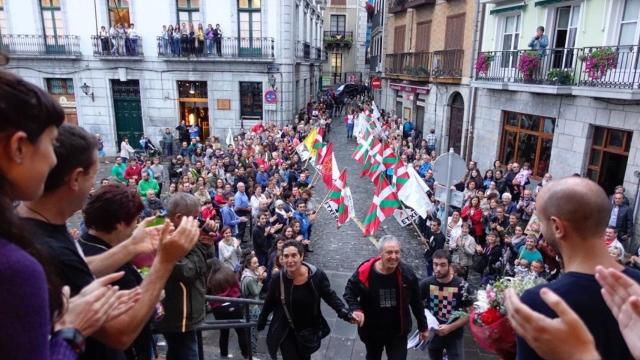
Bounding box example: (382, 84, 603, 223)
(390, 83, 430, 95)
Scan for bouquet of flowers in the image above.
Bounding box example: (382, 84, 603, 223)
(469, 276, 541, 359)
(474, 52, 494, 76)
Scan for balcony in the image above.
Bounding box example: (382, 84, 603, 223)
(407, 0, 436, 8)
(156, 36, 274, 61)
(0, 34, 81, 58)
(389, 0, 407, 13)
(91, 35, 143, 59)
(432, 49, 464, 82)
(296, 41, 311, 61)
(314, 47, 324, 63)
(324, 31, 353, 50)
(472, 46, 640, 99)
(385, 51, 432, 80)
(369, 55, 380, 73)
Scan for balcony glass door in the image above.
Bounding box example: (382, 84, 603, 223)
(238, 0, 262, 57)
(500, 14, 521, 79)
(618, 0, 640, 71)
(40, 0, 66, 54)
(551, 5, 580, 69)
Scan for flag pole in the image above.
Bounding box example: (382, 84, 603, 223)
(399, 202, 428, 246)
(314, 183, 336, 214)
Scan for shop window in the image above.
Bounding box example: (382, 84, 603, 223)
(240, 81, 262, 118)
(46, 78, 77, 125)
(499, 111, 555, 178)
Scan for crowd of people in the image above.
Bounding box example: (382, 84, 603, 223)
(157, 22, 224, 57)
(97, 23, 141, 56)
(0, 62, 639, 360)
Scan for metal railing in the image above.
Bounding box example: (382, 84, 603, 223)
(0, 34, 81, 56)
(385, 51, 432, 77)
(474, 48, 578, 85)
(576, 46, 640, 89)
(194, 295, 264, 360)
(91, 35, 143, 57)
(295, 40, 311, 60)
(323, 31, 354, 42)
(432, 49, 464, 78)
(156, 36, 274, 59)
(322, 72, 363, 86)
(475, 46, 640, 89)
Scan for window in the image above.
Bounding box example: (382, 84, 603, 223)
(393, 25, 405, 53)
(0, 0, 6, 35)
(332, 0, 346, 5)
(551, 5, 580, 68)
(499, 14, 521, 68)
(240, 82, 263, 118)
(46, 78, 74, 95)
(46, 79, 77, 125)
(108, 0, 130, 27)
(416, 21, 431, 51)
(587, 127, 633, 194)
(40, 0, 65, 37)
(499, 111, 555, 178)
(445, 14, 465, 49)
(330, 15, 346, 34)
(330, 52, 342, 74)
(238, 0, 261, 41)
(619, 0, 640, 45)
(177, 0, 200, 24)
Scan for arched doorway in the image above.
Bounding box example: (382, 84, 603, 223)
(448, 92, 464, 154)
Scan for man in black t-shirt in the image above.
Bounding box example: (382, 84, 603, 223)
(424, 218, 446, 277)
(420, 249, 472, 360)
(344, 235, 428, 359)
(508, 177, 640, 360)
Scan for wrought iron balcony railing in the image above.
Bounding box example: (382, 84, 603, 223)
(156, 36, 274, 59)
(92, 35, 143, 57)
(0, 34, 81, 56)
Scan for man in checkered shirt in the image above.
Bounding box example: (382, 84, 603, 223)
(426, 128, 437, 154)
(420, 249, 473, 360)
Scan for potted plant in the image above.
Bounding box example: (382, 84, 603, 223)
(547, 69, 574, 85)
(580, 48, 617, 81)
(517, 51, 541, 81)
(474, 52, 494, 76)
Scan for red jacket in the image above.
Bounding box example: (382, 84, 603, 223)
(461, 205, 483, 237)
(124, 164, 142, 184)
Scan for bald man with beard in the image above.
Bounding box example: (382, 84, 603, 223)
(515, 177, 640, 360)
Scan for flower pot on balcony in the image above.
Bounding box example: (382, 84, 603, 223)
(474, 53, 494, 77)
(518, 51, 541, 82)
(546, 69, 574, 86)
(579, 48, 617, 81)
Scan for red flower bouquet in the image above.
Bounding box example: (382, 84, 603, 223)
(469, 277, 541, 359)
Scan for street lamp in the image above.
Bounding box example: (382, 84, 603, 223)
(80, 82, 94, 102)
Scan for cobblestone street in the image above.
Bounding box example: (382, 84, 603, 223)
(75, 119, 497, 360)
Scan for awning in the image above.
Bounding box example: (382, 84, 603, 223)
(489, 3, 526, 14)
(534, 0, 571, 6)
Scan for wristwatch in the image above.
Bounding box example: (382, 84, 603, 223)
(55, 328, 86, 354)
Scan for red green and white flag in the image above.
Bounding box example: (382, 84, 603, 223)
(327, 170, 351, 227)
(392, 160, 410, 192)
(316, 141, 330, 166)
(353, 135, 373, 164)
(381, 143, 398, 170)
(362, 173, 401, 236)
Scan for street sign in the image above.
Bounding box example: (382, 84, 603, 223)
(434, 184, 464, 208)
(432, 151, 467, 185)
(267, 65, 280, 73)
(371, 77, 381, 89)
(264, 90, 277, 104)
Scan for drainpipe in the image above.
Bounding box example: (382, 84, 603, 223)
(465, 0, 486, 161)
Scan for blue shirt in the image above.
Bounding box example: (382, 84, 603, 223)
(220, 205, 241, 235)
(234, 191, 249, 211)
(256, 171, 270, 187)
(293, 211, 311, 240)
(419, 162, 432, 177)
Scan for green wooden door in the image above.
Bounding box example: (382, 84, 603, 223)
(112, 80, 143, 149)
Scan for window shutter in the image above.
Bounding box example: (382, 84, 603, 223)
(394, 25, 405, 53)
(445, 14, 465, 49)
(416, 21, 431, 51)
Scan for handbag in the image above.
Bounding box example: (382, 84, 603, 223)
(279, 271, 328, 356)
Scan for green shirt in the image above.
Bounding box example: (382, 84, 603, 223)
(137, 178, 159, 197)
(518, 247, 543, 264)
(111, 163, 126, 183)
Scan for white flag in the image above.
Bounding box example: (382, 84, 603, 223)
(226, 128, 235, 147)
(295, 142, 310, 161)
(372, 101, 381, 119)
(398, 165, 434, 218)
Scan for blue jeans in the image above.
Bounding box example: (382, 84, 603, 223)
(163, 331, 198, 360)
(428, 332, 464, 360)
(346, 123, 354, 138)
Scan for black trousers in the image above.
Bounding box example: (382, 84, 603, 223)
(212, 304, 249, 358)
(279, 331, 311, 360)
(364, 335, 408, 360)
